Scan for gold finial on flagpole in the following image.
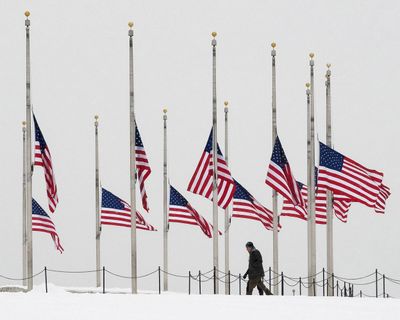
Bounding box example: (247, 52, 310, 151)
(163, 107, 167, 114)
(94, 115, 99, 123)
(24, 11, 30, 17)
(271, 42, 276, 48)
(212, 32, 217, 38)
(309, 53, 315, 60)
(128, 21, 134, 29)
(306, 83, 310, 88)
(22, 121, 26, 127)
(224, 101, 228, 107)
(327, 63, 331, 69)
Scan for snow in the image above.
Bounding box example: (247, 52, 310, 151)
(1, 285, 399, 320)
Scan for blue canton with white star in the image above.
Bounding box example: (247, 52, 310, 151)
(319, 142, 344, 171)
(169, 186, 189, 207)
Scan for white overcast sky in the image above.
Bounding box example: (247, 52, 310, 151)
(0, 0, 398, 296)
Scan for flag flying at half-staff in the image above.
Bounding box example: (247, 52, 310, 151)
(232, 179, 280, 231)
(32, 199, 63, 253)
(33, 113, 59, 213)
(135, 123, 151, 212)
(265, 136, 304, 208)
(187, 128, 235, 209)
(169, 185, 221, 238)
(101, 188, 156, 231)
(317, 142, 389, 210)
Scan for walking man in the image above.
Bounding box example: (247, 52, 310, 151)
(243, 242, 272, 295)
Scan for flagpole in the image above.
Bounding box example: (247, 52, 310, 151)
(325, 63, 334, 296)
(25, 10, 33, 292)
(163, 107, 168, 291)
(22, 121, 27, 287)
(224, 101, 229, 295)
(128, 21, 138, 294)
(94, 115, 101, 288)
(211, 31, 219, 294)
(271, 42, 279, 295)
(307, 52, 317, 296)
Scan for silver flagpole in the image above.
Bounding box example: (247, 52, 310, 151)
(25, 10, 33, 292)
(128, 21, 138, 294)
(211, 31, 219, 294)
(307, 52, 317, 296)
(271, 42, 279, 295)
(22, 121, 27, 287)
(94, 115, 101, 288)
(224, 101, 229, 295)
(163, 107, 168, 291)
(325, 64, 334, 296)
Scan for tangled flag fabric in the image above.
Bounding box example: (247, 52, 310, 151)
(318, 142, 389, 211)
(134, 123, 152, 212)
(265, 136, 305, 208)
(101, 188, 156, 231)
(232, 179, 280, 231)
(33, 113, 59, 213)
(281, 181, 352, 224)
(169, 185, 221, 238)
(32, 199, 63, 253)
(187, 128, 235, 209)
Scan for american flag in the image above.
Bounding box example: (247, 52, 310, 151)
(281, 180, 352, 224)
(101, 188, 156, 231)
(232, 179, 280, 231)
(169, 185, 220, 238)
(318, 142, 384, 208)
(265, 136, 304, 207)
(135, 124, 151, 212)
(33, 114, 59, 213)
(374, 183, 391, 214)
(187, 129, 235, 209)
(32, 199, 64, 253)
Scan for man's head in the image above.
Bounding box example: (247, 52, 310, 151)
(245, 241, 254, 253)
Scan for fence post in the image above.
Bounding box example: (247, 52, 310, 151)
(281, 272, 284, 296)
(375, 269, 378, 298)
(360, 290, 362, 297)
(336, 280, 339, 296)
(228, 271, 231, 295)
(213, 266, 216, 295)
(44, 266, 48, 293)
(198, 271, 202, 295)
(299, 277, 302, 296)
(239, 273, 242, 295)
(313, 278, 316, 296)
(383, 274, 386, 298)
(189, 271, 191, 295)
(322, 268, 325, 296)
(341, 289, 343, 297)
(268, 266, 272, 291)
(158, 266, 161, 295)
(102, 266, 105, 294)
(344, 282, 347, 297)
(332, 272, 335, 296)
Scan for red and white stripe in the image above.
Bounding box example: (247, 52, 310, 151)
(169, 204, 220, 238)
(32, 215, 64, 253)
(266, 162, 305, 208)
(34, 142, 59, 213)
(135, 145, 151, 212)
(187, 149, 235, 209)
(281, 185, 351, 224)
(374, 183, 391, 214)
(232, 199, 278, 231)
(101, 201, 156, 231)
(318, 157, 383, 208)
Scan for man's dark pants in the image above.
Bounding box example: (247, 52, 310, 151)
(246, 277, 273, 295)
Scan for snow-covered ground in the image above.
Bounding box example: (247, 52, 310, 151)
(1, 285, 399, 320)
